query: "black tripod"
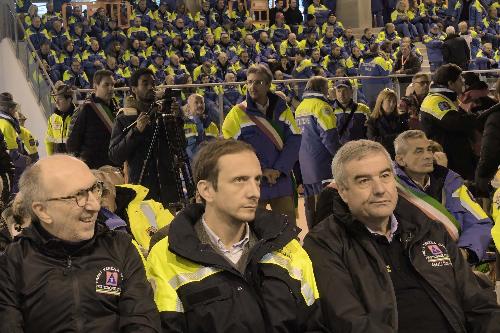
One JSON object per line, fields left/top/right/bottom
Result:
{"left": 137, "top": 104, "right": 195, "bottom": 210}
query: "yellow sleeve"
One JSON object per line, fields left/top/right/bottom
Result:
{"left": 0, "top": 120, "right": 19, "bottom": 150}
{"left": 222, "top": 107, "right": 242, "bottom": 139}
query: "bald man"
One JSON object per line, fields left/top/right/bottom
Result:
{"left": 0, "top": 155, "right": 160, "bottom": 333}
{"left": 184, "top": 94, "right": 219, "bottom": 161}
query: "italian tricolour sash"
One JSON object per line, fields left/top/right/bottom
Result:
{"left": 396, "top": 179, "right": 461, "bottom": 241}
{"left": 237, "top": 101, "right": 284, "bottom": 151}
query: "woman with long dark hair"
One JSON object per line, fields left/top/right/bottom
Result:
{"left": 366, "top": 88, "right": 409, "bottom": 158}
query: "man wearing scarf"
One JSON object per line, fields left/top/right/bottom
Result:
{"left": 223, "top": 64, "right": 301, "bottom": 224}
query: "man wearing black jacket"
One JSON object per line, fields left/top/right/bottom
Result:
{"left": 67, "top": 69, "right": 119, "bottom": 169}
{"left": 304, "top": 140, "right": 500, "bottom": 333}
{"left": 0, "top": 154, "right": 160, "bottom": 333}
{"left": 109, "top": 68, "right": 183, "bottom": 209}
{"left": 442, "top": 26, "right": 470, "bottom": 71}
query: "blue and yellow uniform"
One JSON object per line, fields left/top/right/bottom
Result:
{"left": 184, "top": 115, "right": 219, "bottom": 161}
{"left": 295, "top": 91, "right": 340, "bottom": 188}
{"left": 331, "top": 99, "right": 370, "bottom": 144}
{"left": 223, "top": 93, "right": 301, "bottom": 201}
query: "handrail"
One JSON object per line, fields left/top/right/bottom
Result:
{"left": 12, "top": 11, "right": 56, "bottom": 92}
{"left": 74, "top": 68, "right": 500, "bottom": 93}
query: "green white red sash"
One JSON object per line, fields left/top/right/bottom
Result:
{"left": 237, "top": 102, "right": 284, "bottom": 151}
{"left": 396, "top": 179, "right": 461, "bottom": 241}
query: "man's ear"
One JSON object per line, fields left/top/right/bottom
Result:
{"left": 31, "top": 202, "right": 53, "bottom": 225}
{"left": 197, "top": 180, "right": 214, "bottom": 203}
{"left": 337, "top": 184, "right": 349, "bottom": 204}
{"left": 395, "top": 154, "right": 406, "bottom": 167}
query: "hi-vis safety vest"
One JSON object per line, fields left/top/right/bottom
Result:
{"left": 420, "top": 93, "right": 458, "bottom": 120}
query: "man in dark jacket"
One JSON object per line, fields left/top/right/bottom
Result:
{"left": 393, "top": 44, "right": 421, "bottom": 84}
{"left": 147, "top": 139, "right": 325, "bottom": 333}
{"left": 67, "top": 69, "right": 118, "bottom": 169}
{"left": 420, "top": 64, "right": 477, "bottom": 180}
{"left": 109, "top": 68, "right": 183, "bottom": 209}
{"left": 476, "top": 80, "right": 500, "bottom": 196}
{"left": 304, "top": 139, "right": 500, "bottom": 333}
{"left": 0, "top": 154, "right": 160, "bottom": 332}
{"left": 442, "top": 26, "right": 471, "bottom": 71}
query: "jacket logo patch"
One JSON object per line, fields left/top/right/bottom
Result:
{"left": 96, "top": 266, "right": 123, "bottom": 296}
{"left": 438, "top": 101, "right": 450, "bottom": 111}
{"left": 421, "top": 241, "right": 452, "bottom": 267}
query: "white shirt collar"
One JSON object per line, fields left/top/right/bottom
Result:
{"left": 366, "top": 214, "right": 399, "bottom": 242}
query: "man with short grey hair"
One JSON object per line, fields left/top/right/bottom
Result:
{"left": 0, "top": 154, "right": 160, "bottom": 332}
{"left": 394, "top": 129, "right": 493, "bottom": 264}
{"left": 304, "top": 139, "right": 500, "bottom": 332}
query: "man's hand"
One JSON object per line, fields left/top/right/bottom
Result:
{"left": 136, "top": 112, "right": 151, "bottom": 133}
{"left": 433, "top": 152, "right": 448, "bottom": 167}
{"left": 263, "top": 168, "right": 280, "bottom": 185}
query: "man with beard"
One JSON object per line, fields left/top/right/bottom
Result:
{"left": 109, "top": 68, "right": 183, "bottom": 209}
{"left": 67, "top": 69, "right": 117, "bottom": 168}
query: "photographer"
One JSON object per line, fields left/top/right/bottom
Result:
{"left": 109, "top": 68, "right": 184, "bottom": 209}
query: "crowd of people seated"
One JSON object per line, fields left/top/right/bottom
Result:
{"left": 16, "top": 0, "right": 499, "bottom": 116}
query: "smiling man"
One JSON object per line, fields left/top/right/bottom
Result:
{"left": 0, "top": 154, "right": 160, "bottom": 333}
{"left": 147, "top": 139, "right": 325, "bottom": 333}
{"left": 304, "top": 139, "right": 500, "bottom": 333}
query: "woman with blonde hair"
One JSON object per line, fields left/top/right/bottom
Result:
{"left": 367, "top": 88, "right": 409, "bottom": 158}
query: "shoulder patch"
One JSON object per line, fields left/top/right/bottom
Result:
{"left": 438, "top": 101, "right": 451, "bottom": 111}
{"left": 321, "top": 107, "right": 332, "bottom": 116}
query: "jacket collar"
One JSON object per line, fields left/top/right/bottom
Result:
{"left": 168, "top": 203, "right": 299, "bottom": 268}
{"left": 20, "top": 219, "right": 107, "bottom": 257}
{"left": 429, "top": 84, "right": 458, "bottom": 101}
{"left": 328, "top": 187, "right": 431, "bottom": 244}
{"left": 302, "top": 91, "right": 329, "bottom": 103}
{"left": 244, "top": 91, "right": 285, "bottom": 118}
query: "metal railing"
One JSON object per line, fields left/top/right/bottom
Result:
{"left": 73, "top": 68, "right": 499, "bottom": 130}
{"left": 0, "top": 0, "right": 55, "bottom": 119}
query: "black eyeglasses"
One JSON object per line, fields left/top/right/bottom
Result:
{"left": 45, "top": 181, "right": 104, "bottom": 207}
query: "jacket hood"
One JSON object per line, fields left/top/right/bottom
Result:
{"left": 120, "top": 95, "right": 152, "bottom": 115}
{"left": 114, "top": 184, "right": 147, "bottom": 220}
{"left": 167, "top": 203, "right": 299, "bottom": 264}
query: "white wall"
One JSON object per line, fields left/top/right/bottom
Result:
{"left": 0, "top": 38, "right": 48, "bottom": 157}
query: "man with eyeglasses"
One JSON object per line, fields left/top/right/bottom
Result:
{"left": 223, "top": 64, "right": 301, "bottom": 224}
{"left": 400, "top": 73, "right": 430, "bottom": 129}
{"left": 0, "top": 155, "right": 161, "bottom": 333}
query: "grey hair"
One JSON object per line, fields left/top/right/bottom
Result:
{"left": 445, "top": 26, "right": 455, "bottom": 34}
{"left": 332, "top": 140, "right": 392, "bottom": 188}
{"left": 17, "top": 163, "right": 45, "bottom": 219}
{"left": 247, "top": 64, "right": 273, "bottom": 84}
{"left": 394, "top": 130, "right": 428, "bottom": 155}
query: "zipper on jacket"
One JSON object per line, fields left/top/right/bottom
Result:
{"left": 64, "top": 255, "right": 84, "bottom": 333}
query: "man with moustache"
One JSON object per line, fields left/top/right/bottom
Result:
{"left": 0, "top": 155, "right": 160, "bottom": 332}
{"left": 109, "top": 68, "right": 182, "bottom": 208}
{"left": 147, "top": 139, "right": 325, "bottom": 332}
{"left": 304, "top": 140, "right": 500, "bottom": 333}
